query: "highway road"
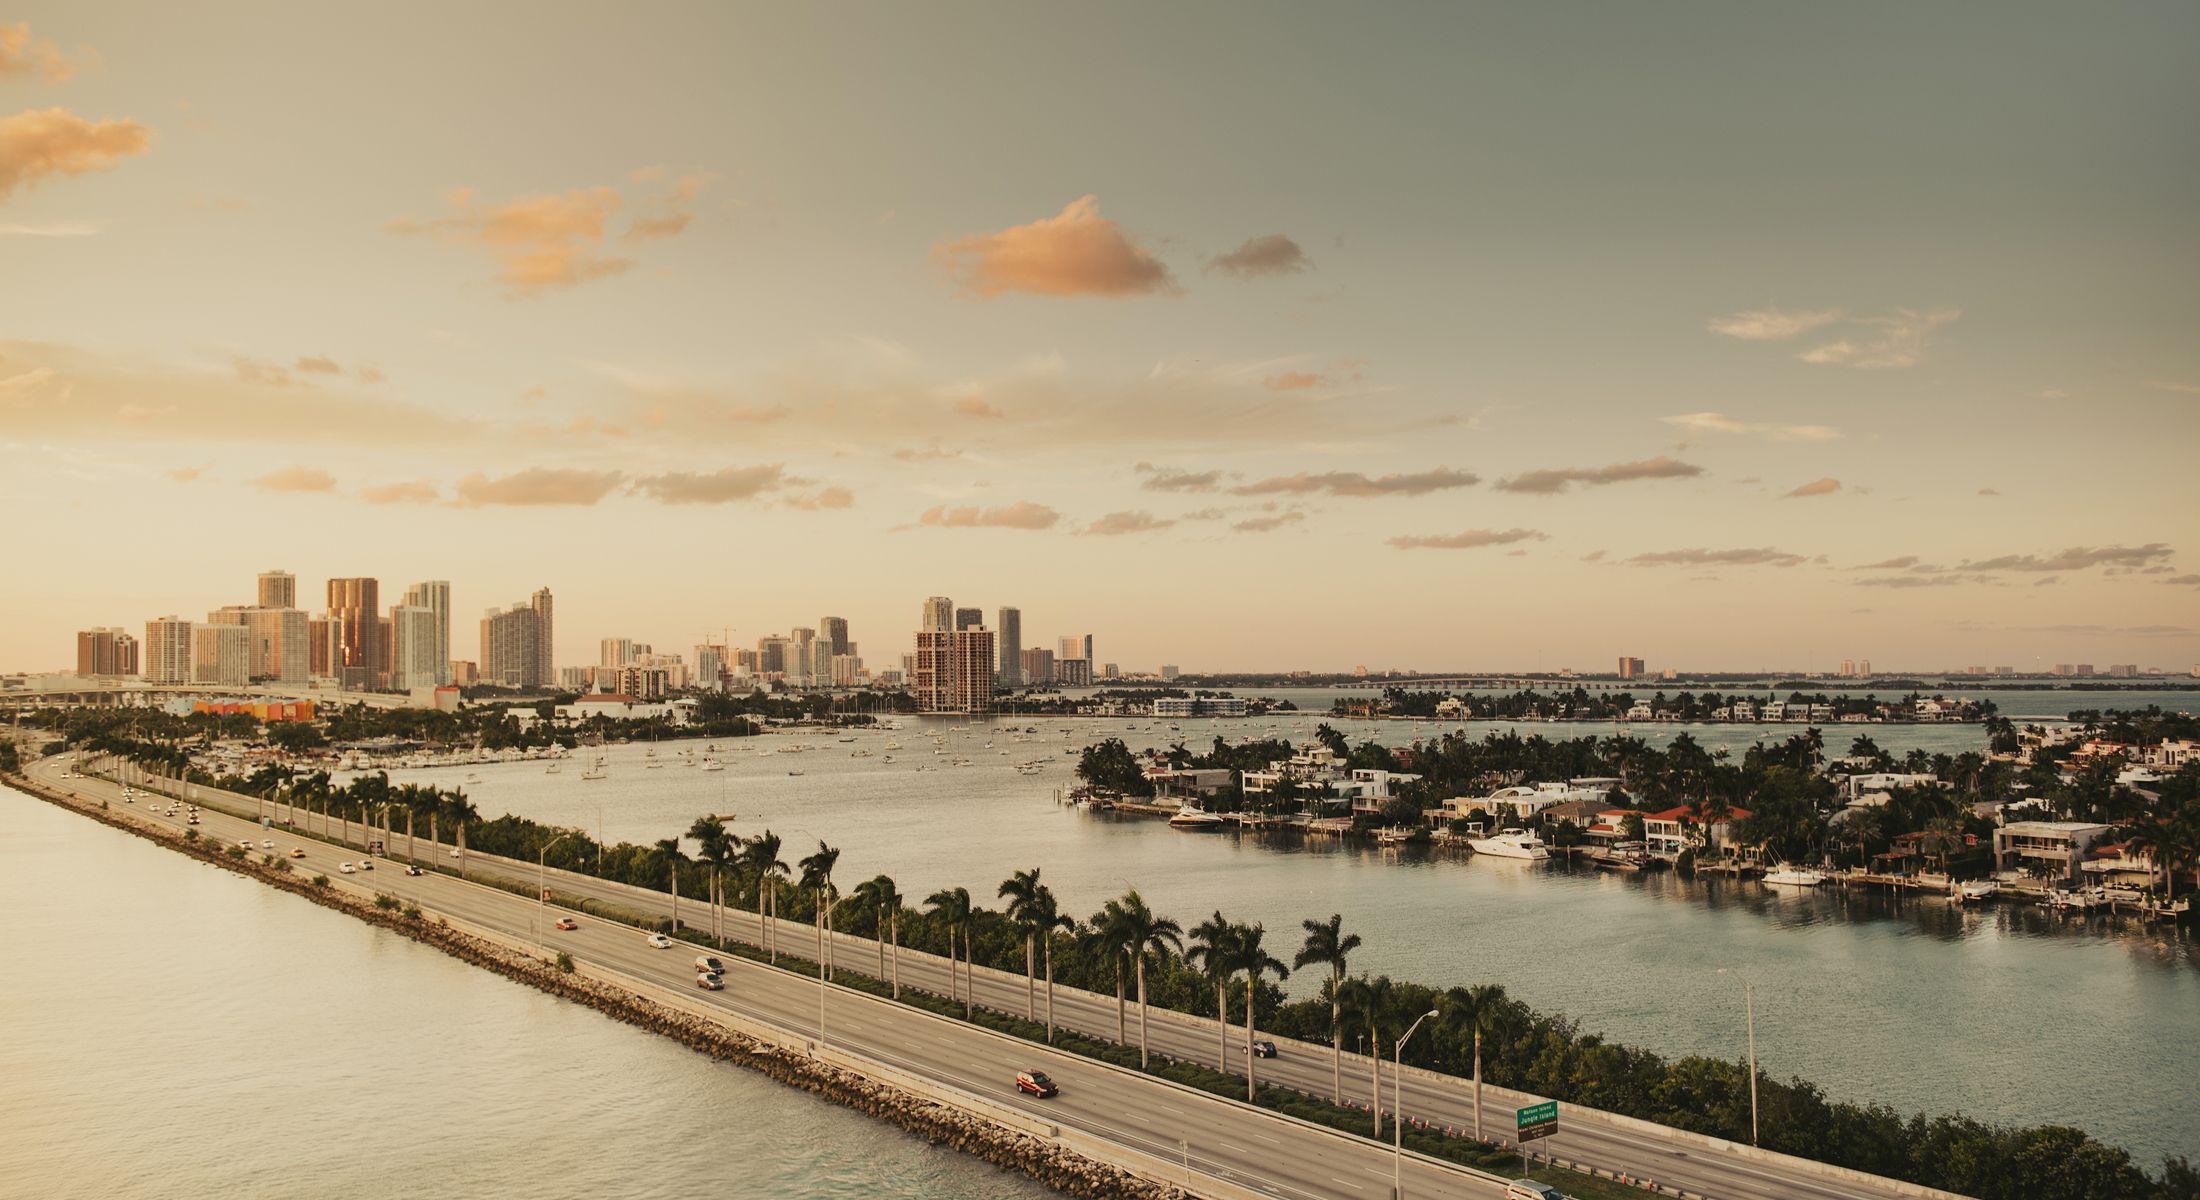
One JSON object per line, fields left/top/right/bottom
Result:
{"left": 24, "top": 754, "right": 1964, "bottom": 1200}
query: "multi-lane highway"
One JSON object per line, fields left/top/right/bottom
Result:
{"left": 23, "top": 754, "right": 1964, "bottom": 1200}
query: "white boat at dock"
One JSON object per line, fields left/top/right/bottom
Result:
{"left": 1955, "top": 881, "right": 1999, "bottom": 904}
{"left": 1167, "top": 804, "right": 1226, "bottom": 831}
{"left": 1763, "top": 865, "right": 1828, "bottom": 887}
{"left": 1467, "top": 828, "right": 1550, "bottom": 860}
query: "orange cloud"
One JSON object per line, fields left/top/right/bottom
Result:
{"left": 1263, "top": 371, "right": 1326, "bottom": 392}
{"left": 934, "top": 195, "right": 1176, "bottom": 299}
{"left": 0, "top": 23, "right": 81, "bottom": 83}
{"left": 1082, "top": 510, "right": 1174, "bottom": 536}
{"left": 784, "top": 486, "right": 854, "bottom": 510}
{"left": 915, "top": 501, "right": 1060, "bottom": 530}
{"left": 1784, "top": 476, "right": 1842, "bottom": 498}
{"left": 389, "top": 186, "right": 631, "bottom": 297}
{"left": 167, "top": 466, "right": 203, "bottom": 483}
{"left": 250, "top": 465, "right": 336, "bottom": 493}
{"left": 361, "top": 480, "right": 438, "bottom": 504}
{"left": 454, "top": 467, "right": 624, "bottom": 506}
{"left": 629, "top": 464, "right": 788, "bottom": 504}
{"left": 0, "top": 108, "right": 151, "bottom": 202}
{"left": 955, "top": 395, "right": 1002, "bottom": 418}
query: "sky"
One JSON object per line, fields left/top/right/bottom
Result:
{"left": 4, "top": 2, "right": 2197, "bottom": 675}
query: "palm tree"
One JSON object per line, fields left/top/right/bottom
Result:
{"left": 1187, "top": 911, "right": 1239, "bottom": 1067}
{"left": 1295, "top": 913, "right": 1361, "bottom": 1103}
{"left": 1443, "top": 983, "right": 1506, "bottom": 1142}
{"left": 745, "top": 830, "right": 789, "bottom": 961}
{"left": 445, "top": 791, "right": 478, "bottom": 878}
{"left": 655, "top": 836, "right": 687, "bottom": 934}
{"left": 925, "top": 886, "right": 975, "bottom": 1018}
{"left": 1034, "top": 889, "right": 1072, "bottom": 1042}
{"left": 998, "top": 868, "right": 1048, "bottom": 1022}
{"left": 852, "top": 874, "right": 904, "bottom": 996}
{"left": 1113, "top": 890, "right": 1182, "bottom": 1070}
{"left": 1338, "top": 974, "right": 1391, "bottom": 1136}
{"left": 688, "top": 816, "right": 730, "bottom": 942}
{"left": 1230, "top": 922, "right": 1289, "bottom": 1102}
{"left": 1083, "top": 900, "right": 1137, "bottom": 1045}
{"left": 798, "top": 841, "right": 842, "bottom": 979}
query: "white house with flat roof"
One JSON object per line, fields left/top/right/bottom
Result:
{"left": 1992, "top": 820, "right": 2112, "bottom": 881}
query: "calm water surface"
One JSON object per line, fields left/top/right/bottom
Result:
{"left": 366, "top": 710, "right": 2200, "bottom": 1170}
{"left": 0, "top": 787, "right": 1051, "bottom": 1200}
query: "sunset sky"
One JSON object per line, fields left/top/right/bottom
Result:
{"left": 4, "top": 3, "right": 2197, "bottom": 674}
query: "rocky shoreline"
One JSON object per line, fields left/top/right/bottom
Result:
{"left": 3, "top": 770, "right": 1175, "bottom": 1200}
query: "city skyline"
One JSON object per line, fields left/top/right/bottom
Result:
{"left": 4, "top": 5, "right": 2197, "bottom": 673}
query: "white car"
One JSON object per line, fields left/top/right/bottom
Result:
{"left": 646, "top": 933, "right": 673, "bottom": 949}
{"left": 238, "top": 839, "right": 254, "bottom": 850}
{"left": 261, "top": 839, "right": 274, "bottom": 849}
{"left": 339, "top": 862, "right": 357, "bottom": 874}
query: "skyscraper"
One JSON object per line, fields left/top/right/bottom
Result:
{"left": 954, "top": 607, "right": 982, "bottom": 631}
{"left": 821, "top": 616, "right": 851, "bottom": 658}
{"left": 920, "top": 596, "right": 953, "bottom": 633}
{"left": 144, "top": 617, "right": 193, "bottom": 684}
{"left": 950, "top": 625, "right": 995, "bottom": 713}
{"left": 913, "top": 597, "right": 955, "bottom": 711}
{"left": 1057, "top": 634, "right": 1094, "bottom": 662}
{"left": 209, "top": 605, "right": 309, "bottom": 684}
{"left": 996, "top": 606, "right": 1021, "bottom": 686}
{"left": 390, "top": 605, "right": 440, "bottom": 691}
{"left": 481, "top": 599, "right": 550, "bottom": 688}
{"left": 1618, "top": 656, "right": 1645, "bottom": 680}
{"left": 76, "top": 627, "right": 138, "bottom": 677}
{"left": 402, "top": 580, "right": 452, "bottom": 685}
{"left": 601, "top": 638, "right": 636, "bottom": 668}
{"left": 257, "top": 569, "right": 296, "bottom": 610}
{"left": 1019, "top": 646, "right": 1055, "bottom": 685}
{"left": 530, "top": 587, "right": 554, "bottom": 683}
{"left": 191, "top": 622, "right": 250, "bottom": 686}
{"left": 327, "top": 577, "right": 381, "bottom": 688}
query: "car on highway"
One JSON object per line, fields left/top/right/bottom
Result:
{"left": 238, "top": 839, "right": 254, "bottom": 849}
{"left": 404, "top": 865, "right": 424, "bottom": 876}
{"left": 1015, "top": 1071, "right": 1059, "bottom": 1098}
{"left": 695, "top": 972, "right": 724, "bottom": 991}
{"left": 647, "top": 933, "right": 673, "bottom": 948}
{"left": 186, "top": 816, "right": 199, "bottom": 825}
{"left": 553, "top": 918, "right": 578, "bottom": 931}
{"left": 290, "top": 848, "right": 307, "bottom": 858}
{"left": 1504, "top": 1182, "right": 1562, "bottom": 1200}
{"left": 1251, "top": 1040, "right": 1278, "bottom": 1059}
{"left": 339, "top": 862, "right": 357, "bottom": 874}
{"left": 261, "top": 839, "right": 274, "bottom": 848}
{"left": 694, "top": 955, "right": 723, "bottom": 974}
{"left": 447, "top": 848, "right": 462, "bottom": 858}
{"left": 358, "top": 860, "right": 373, "bottom": 870}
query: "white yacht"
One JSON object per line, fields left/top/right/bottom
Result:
{"left": 1467, "top": 828, "right": 1550, "bottom": 860}
{"left": 700, "top": 759, "right": 724, "bottom": 772}
{"left": 1167, "top": 804, "right": 1226, "bottom": 831}
{"left": 1762, "top": 865, "right": 1827, "bottom": 887}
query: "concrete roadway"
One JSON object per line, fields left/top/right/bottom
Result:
{"left": 30, "top": 755, "right": 1962, "bottom": 1200}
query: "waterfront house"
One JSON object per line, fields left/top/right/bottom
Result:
{"left": 1992, "top": 820, "right": 2113, "bottom": 882}
{"left": 1584, "top": 808, "right": 1638, "bottom": 842}
{"left": 1146, "top": 767, "right": 1236, "bottom": 802}
{"left": 2081, "top": 843, "right": 2160, "bottom": 889}
{"left": 1643, "top": 803, "right": 1752, "bottom": 857}
{"left": 1841, "top": 772, "right": 1939, "bottom": 810}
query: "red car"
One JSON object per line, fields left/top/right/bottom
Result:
{"left": 1015, "top": 1071, "right": 1058, "bottom": 1098}
{"left": 553, "top": 918, "right": 578, "bottom": 931}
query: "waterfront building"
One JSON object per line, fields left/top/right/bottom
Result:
{"left": 996, "top": 606, "right": 1021, "bottom": 686}
{"left": 1152, "top": 696, "right": 1248, "bottom": 718}
{"left": 143, "top": 617, "right": 194, "bottom": 684}
{"left": 191, "top": 622, "right": 250, "bottom": 687}
{"left": 1643, "top": 803, "right": 1752, "bottom": 857}
{"left": 208, "top": 605, "right": 309, "bottom": 685}
{"left": 1159, "top": 664, "right": 1179, "bottom": 681}
{"left": 399, "top": 581, "right": 452, "bottom": 685}
{"left": 1618, "top": 656, "right": 1645, "bottom": 680}
{"left": 1020, "top": 646, "right": 1055, "bottom": 684}
{"left": 480, "top": 590, "right": 554, "bottom": 688}
{"left": 1055, "top": 657, "right": 1093, "bottom": 687}
{"left": 1058, "top": 634, "right": 1094, "bottom": 663}
{"left": 693, "top": 643, "right": 727, "bottom": 691}
{"left": 617, "top": 665, "right": 670, "bottom": 699}
{"left": 75, "top": 627, "right": 139, "bottom": 678}
{"left": 1993, "top": 821, "right": 2113, "bottom": 882}
{"left": 448, "top": 659, "right": 478, "bottom": 685}
{"left": 831, "top": 653, "right": 862, "bottom": 687}
{"left": 949, "top": 626, "right": 995, "bottom": 713}
{"left": 326, "top": 577, "right": 381, "bottom": 689}
{"left": 257, "top": 569, "right": 296, "bottom": 610}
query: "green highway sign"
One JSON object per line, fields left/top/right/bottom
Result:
{"left": 1516, "top": 1100, "right": 1558, "bottom": 1142}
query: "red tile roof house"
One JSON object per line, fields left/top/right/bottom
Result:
{"left": 1643, "top": 803, "right": 1752, "bottom": 858}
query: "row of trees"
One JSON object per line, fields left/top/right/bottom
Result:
{"left": 1360, "top": 686, "right": 1998, "bottom": 724}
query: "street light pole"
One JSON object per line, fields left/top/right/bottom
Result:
{"left": 1393, "top": 1008, "right": 1439, "bottom": 1200}
{"left": 1720, "top": 968, "right": 1759, "bottom": 1145}
{"left": 538, "top": 832, "right": 572, "bottom": 949}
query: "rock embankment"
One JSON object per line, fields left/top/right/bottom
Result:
{"left": 6, "top": 771, "right": 1178, "bottom": 1200}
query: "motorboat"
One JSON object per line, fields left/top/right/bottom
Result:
{"left": 1762, "top": 865, "right": 1828, "bottom": 887}
{"left": 1955, "top": 881, "right": 1999, "bottom": 904}
{"left": 1168, "top": 804, "right": 1226, "bottom": 831}
{"left": 700, "top": 759, "right": 724, "bottom": 772}
{"left": 1466, "top": 828, "right": 1550, "bottom": 860}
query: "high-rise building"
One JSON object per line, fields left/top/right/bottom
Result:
{"left": 757, "top": 635, "right": 793, "bottom": 675}
{"left": 790, "top": 627, "right": 817, "bottom": 686}
{"left": 1102, "top": 662, "right": 1120, "bottom": 680}
{"left": 1857, "top": 659, "right": 1871, "bottom": 678}
{"left": 390, "top": 604, "right": 441, "bottom": 691}
{"left": 950, "top": 626, "right": 995, "bottom": 713}
{"left": 326, "top": 577, "right": 381, "bottom": 689}
{"left": 954, "top": 608, "right": 982, "bottom": 631}
{"left": 191, "top": 622, "right": 250, "bottom": 687}
{"left": 402, "top": 581, "right": 452, "bottom": 685}
{"left": 831, "top": 654, "right": 862, "bottom": 687}
{"left": 530, "top": 587, "right": 555, "bottom": 683}
{"left": 1839, "top": 659, "right": 1855, "bottom": 677}
{"left": 1057, "top": 634, "right": 1094, "bottom": 663}
{"left": 920, "top": 596, "right": 953, "bottom": 633}
{"left": 480, "top": 594, "right": 553, "bottom": 688}
{"left": 1618, "top": 656, "right": 1645, "bottom": 680}
{"left": 76, "top": 628, "right": 139, "bottom": 677}
{"left": 1054, "top": 656, "right": 1093, "bottom": 687}
{"left": 144, "top": 617, "right": 194, "bottom": 684}
{"left": 693, "top": 644, "right": 727, "bottom": 691}
{"left": 1020, "top": 646, "right": 1056, "bottom": 684}
{"left": 1159, "top": 664, "right": 1180, "bottom": 681}
{"left": 601, "top": 638, "right": 637, "bottom": 668}
{"left": 821, "top": 616, "right": 851, "bottom": 658}
{"left": 307, "top": 616, "right": 340, "bottom": 680}
{"left": 257, "top": 569, "right": 296, "bottom": 610}
{"left": 996, "top": 606, "right": 1022, "bottom": 686}
{"left": 913, "top": 597, "right": 956, "bottom": 711}
{"left": 209, "top": 605, "right": 309, "bottom": 684}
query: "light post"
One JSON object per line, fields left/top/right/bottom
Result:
{"left": 1719, "top": 968, "right": 1759, "bottom": 1145}
{"left": 1392, "top": 1008, "right": 1439, "bottom": 1200}
{"left": 538, "top": 832, "right": 573, "bottom": 948}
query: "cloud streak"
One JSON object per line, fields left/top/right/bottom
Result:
{"left": 1388, "top": 528, "right": 1547, "bottom": 551}
{"left": 933, "top": 196, "right": 1176, "bottom": 299}
{"left": 1206, "top": 234, "right": 1310, "bottom": 279}
{"left": 1082, "top": 510, "right": 1175, "bottom": 536}
{"left": 1705, "top": 308, "right": 1843, "bottom": 341}
{"left": 1496, "top": 456, "right": 1703, "bottom": 495}
{"left": 0, "top": 23, "right": 81, "bottom": 83}
{"left": 454, "top": 467, "right": 625, "bottom": 507}
{"left": 1784, "top": 476, "right": 1841, "bottom": 498}
{"left": 388, "top": 175, "right": 701, "bottom": 298}
{"left": 250, "top": 465, "right": 336, "bottom": 494}
{"left": 1663, "top": 411, "right": 1839, "bottom": 442}
{"left": 629, "top": 464, "right": 789, "bottom": 505}
{"left": 0, "top": 107, "right": 151, "bottom": 202}
{"left": 1628, "top": 546, "right": 1807, "bottom": 568}
{"left": 915, "top": 500, "right": 1061, "bottom": 530}
{"left": 1232, "top": 467, "right": 1479, "bottom": 498}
